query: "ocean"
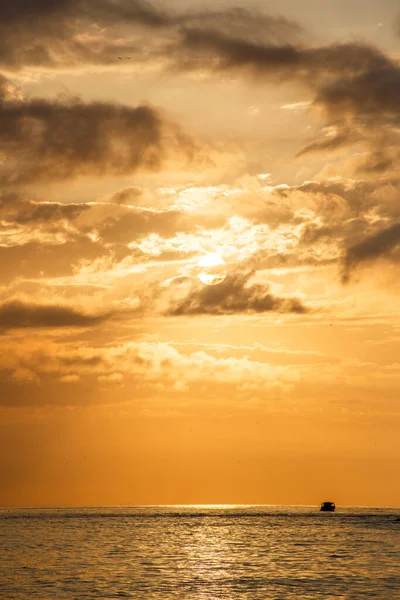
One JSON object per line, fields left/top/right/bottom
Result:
{"left": 0, "top": 505, "right": 399, "bottom": 599}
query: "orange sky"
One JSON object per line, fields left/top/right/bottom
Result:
{"left": 0, "top": 0, "right": 399, "bottom": 507}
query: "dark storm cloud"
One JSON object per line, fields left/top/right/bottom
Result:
{"left": 0, "top": 87, "right": 199, "bottom": 183}
{"left": 341, "top": 223, "right": 400, "bottom": 283}
{"left": 0, "top": 299, "right": 110, "bottom": 329}
{"left": 166, "top": 272, "right": 307, "bottom": 316}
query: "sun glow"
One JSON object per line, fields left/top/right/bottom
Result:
{"left": 197, "top": 253, "right": 227, "bottom": 286}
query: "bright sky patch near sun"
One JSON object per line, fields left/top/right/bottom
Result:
{"left": 197, "top": 253, "right": 227, "bottom": 286}
{"left": 0, "top": 0, "right": 399, "bottom": 508}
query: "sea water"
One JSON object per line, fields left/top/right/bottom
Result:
{"left": 0, "top": 505, "right": 399, "bottom": 599}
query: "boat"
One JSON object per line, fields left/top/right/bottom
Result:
{"left": 320, "top": 501, "right": 335, "bottom": 512}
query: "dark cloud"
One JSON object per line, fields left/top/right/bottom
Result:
{"left": 0, "top": 0, "right": 75, "bottom": 24}
{"left": 0, "top": 86, "right": 200, "bottom": 183}
{"left": 314, "top": 62, "right": 400, "bottom": 119}
{"left": 341, "top": 223, "right": 400, "bottom": 283}
{"left": 0, "top": 0, "right": 171, "bottom": 69}
{"left": 110, "top": 187, "right": 147, "bottom": 205}
{"left": 0, "top": 299, "right": 110, "bottom": 329}
{"left": 1, "top": 2, "right": 399, "bottom": 292}
{"left": 0, "top": 0, "right": 389, "bottom": 101}
{"left": 2, "top": 0, "right": 399, "bottom": 167}
{"left": 1, "top": 0, "right": 398, "bottom": 129}
{"left": 78, "top": 0, "right": 171, "bottom": 28}
{"left": 0, "top": 0, "right": 299, "bottom": 35}
{"left": 0, "top": 193, "right": 90, "bottom": 224}
{"left": 276, "top": 179, "right": 400, "bottom": 222}
{"left": 178, "top": 9, "right": 302, "bottom": 45}
{"left": 166, "top": 271, "right": 307, "bottom": 316}
{"left": 355, "top": 152, "right": 395, "bottom": 175}
{"left": 254, "top": 179, "right": 400, "bottom": 276}
{"left": 171, "top": 27, "right": 391, "bottom": 84}
{"left": 296, "top": 126, "right": 363, "bottom": 157}
{"left": 169, "top": 28, "right": 400, "bottom": 159}
{"left": 0, "top": 0, "right": 301, "bottom": 69}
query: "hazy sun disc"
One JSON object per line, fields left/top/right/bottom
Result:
{"left": 197, "top": 253, "right": 227, "bottom": 286}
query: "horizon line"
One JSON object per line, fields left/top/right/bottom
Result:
{"left": 1, "top": 503, "right": 400, "bottom": 510}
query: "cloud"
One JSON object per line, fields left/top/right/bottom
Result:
{"left": 0, "top": 0, "right": 388, "bottom": 96}
{"left": 395, "top": 14, "right": 400, "bottom": 37}
{"left": 2, "top": 1, "right": 399, "bottom": 171}
{"left": 0, "top": 193, "right": 90, "bottom": 225}
{"left": 0, "top": 0, "right": 170, "bottom": 30}
{"left": 60, "top": 374, "right": 80, "bottom": 383}
{"left": 0, "top": 338, "right": 301, "bottom": 405}
{"left": 2, "top": 336, "right": 397, "bottom": 413}
{"left": 168, "top": 27, "right": 400, "bottom": 160}
{"left": 2, "top": 2, "right": 398, "bottom": 132}
{"left": 264, "top": 179, "right": 400, "bottom": 278}
{"left": 110, "top": 187, "right": 149, "bottom": 206}
{"left": 0, "top": 190, "right": 100, "bottom": 253}
{"left": 0, "top": 299, "right": 110, "bottom": 329}
{"left": 314, "top": 61, "right": 400, "bottom": 120}
{"left": 98, "top": 207, "right": 194, "bottom": 245}
{"left": 355, "top": 152, "right": 395, "bottom": 175}
{"left": 166, "top": 271, "right": 307, "bottom": 316}
{"left": 0, "top": 239, "right": 107, "bottom": 289}
{"left": 0, "top": 1, "right": 301, "bottom": 70}
{"left": 296, "top": 126, "right": 363, "bottom": 157}
{"left": 342, "top": 223, "right": 400, "bottom": 283}
{"left": 172, "top": 27, "right": 391, "bottom": 83}
{"left": 96, "top": 204, "right": 226, "bottom": 247}
{"left": 0, "top": 80, "right": 201, "bottom": 184}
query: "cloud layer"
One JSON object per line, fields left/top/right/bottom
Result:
{"left": 0, "top": 77, "right": 200, "bottom": 184}
{"left": 0, "top": 1, "right": 398, "bottom": 391}
{"left": 167, "top": 271, "right": 307, "bottom": 316}
{"left": 0, "top": 299, "right": 110, "bottom": 329}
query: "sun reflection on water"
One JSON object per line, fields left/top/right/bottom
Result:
{"left": 1, "top": 506, "right": 399, "bottom": 599}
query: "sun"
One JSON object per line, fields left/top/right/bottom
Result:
{"left": 197, "top": 253, "right": 227, "bottom": 286}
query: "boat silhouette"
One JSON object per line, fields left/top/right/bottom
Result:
{"left": 320, "top": 501, "right": 335, "bottom": 512}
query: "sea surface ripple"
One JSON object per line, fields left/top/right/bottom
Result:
{"left": 0, "top": 505, "right": 399, "bottom": 599}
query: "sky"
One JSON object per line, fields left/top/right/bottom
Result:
{"left": 0, "top": 0, "right": 399, "bottom": 507}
